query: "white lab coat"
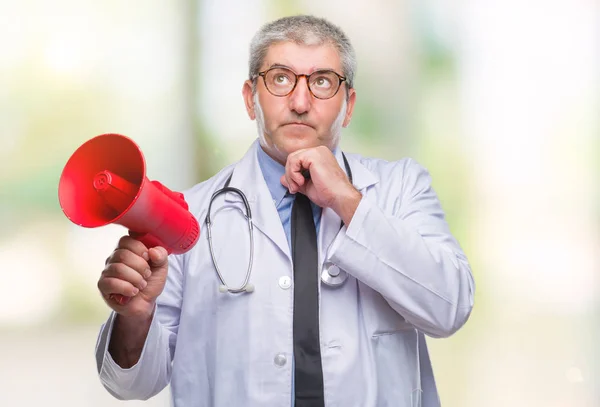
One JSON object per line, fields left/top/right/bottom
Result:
{"left": 95, "top": 140, "right": 475, "bottom": 407}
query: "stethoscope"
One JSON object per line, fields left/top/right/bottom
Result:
{"left": 205, "top": 153, "right": 353, "bottom": 294}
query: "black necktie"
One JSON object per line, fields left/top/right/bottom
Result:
{"left": 291, "top": 193, "right": 325, "bottom": 407}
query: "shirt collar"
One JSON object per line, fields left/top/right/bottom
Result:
{"left": 256, "top": 145, "right": 288, "bottom": 207}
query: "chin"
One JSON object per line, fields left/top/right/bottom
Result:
{"left": 267, "top": 128, "right": 330, "bottom": 160}
{"left": 280, "top": 127, "right": 318, "bottom": 145}
{"left": 280, "top": 138, "right": 319, "bottom": 154}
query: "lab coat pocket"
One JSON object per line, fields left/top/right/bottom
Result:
{"left": 371, "top": 329, "right": 421, "bottom": 407}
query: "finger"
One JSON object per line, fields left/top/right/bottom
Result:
{"left": 280, "top": 174, "right": 289, "bottom": 189}
{"left": 107, "top": 249, "right": 151, "bottom": 279}
{"left": 117, "top": 235, "right": 150, "bottom": 261}
{"left": 294, "top": 180, "right": 308, "bottom": 195}
{"left": 283, "top": 160, "right": 306, "bottom": 192}
{"left": 288, "top": 155, "right": 310, "bottom": 186}
{"left": 103, "top": 262, "right": 148, "bottom": 291}
{"left": 291, "top": 168, "right": 306, "bottom": 187}
{"left": 281, "top": 169, "right": 299, "bottom": 193}
{"left": 148, "top": 246, "right": 169, "bottom": 270}
{"left": 287, "top": 173, "right": 300, "bottom": 193}
{"left": 98, "top": 276, "right": 140, "bottom": 298}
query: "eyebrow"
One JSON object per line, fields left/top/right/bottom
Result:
{"left": 267, "top": 63, "right": 336, "bottom": 73}
{"left": 268, "top": 63, "right": 292, "bottom": 70}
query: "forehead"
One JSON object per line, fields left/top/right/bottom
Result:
{"left": 262, "top": 41, "right": 342, "bottom": 73}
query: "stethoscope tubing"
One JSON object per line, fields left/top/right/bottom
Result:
{"left": 206, "top": 152, "right": 353, "bottom": 294}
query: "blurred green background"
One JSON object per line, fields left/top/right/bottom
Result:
{"left": 0, "top": 0, "right": 598, "bottom": 406}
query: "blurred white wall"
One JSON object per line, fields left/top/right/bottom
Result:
{"left": 459, "top": 1, "right": 599, "bottom": 405}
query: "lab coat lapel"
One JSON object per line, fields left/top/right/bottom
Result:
{"left": 225, "top": 141, "right": 291, "bottom": 260}
{"left": 318, "top": 150, "right": 379, "bottom": 267}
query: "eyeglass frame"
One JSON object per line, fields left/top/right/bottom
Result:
{"left": 252, "top": 66, "right": 348, "bottom": 100}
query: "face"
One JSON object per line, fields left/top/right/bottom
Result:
{"left": 243, "top": 41, "right": 356, "bottom": 164}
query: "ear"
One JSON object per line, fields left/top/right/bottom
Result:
{"left": 242, "top": 80, "right": 256, "bottom": 120}
{"left": 342, "top": 88, "right": 356, "bottom": 127}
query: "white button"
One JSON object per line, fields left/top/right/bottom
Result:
{"left": 327, "top": 265, "right": 340, "bottom": 277}
{"left": 274, "top": 353, "right": 287, "bottom": 366}
{"left": 278, "top": 276, "right": 292, "bottom": 289}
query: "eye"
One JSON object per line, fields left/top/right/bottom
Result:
{"left": 274, "top": 74, "right": 290, "bottom": 84}
{"left": 312, "top": 75, "right": 333, "bottom": 88}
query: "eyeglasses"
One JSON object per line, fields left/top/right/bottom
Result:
{"left": 255, "top": 66, "right": 347, "bottom": 100}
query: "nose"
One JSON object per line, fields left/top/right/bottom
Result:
{"left": 288, "top": 76, "right": 312, "bottom": 115}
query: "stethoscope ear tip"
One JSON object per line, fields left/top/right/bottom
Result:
{"left": 245, "top": 283, "right": 255, "bottom": 293}
{"left": 218, "top": 285, "right": 228, "bottom": 293}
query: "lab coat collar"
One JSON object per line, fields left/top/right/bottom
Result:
{"left": 224, "top": 141, "right": 290, "bottom": 259}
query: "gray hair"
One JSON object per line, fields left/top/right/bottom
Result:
{"left": 249, "top": 15, "right": 356, "bottom": 94}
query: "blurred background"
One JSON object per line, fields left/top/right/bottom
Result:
{"left": 0, "top": 0, "right": 598, "bottom": 406}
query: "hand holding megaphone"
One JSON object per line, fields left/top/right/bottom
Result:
{"left": 58, "top": 134, "right": 200, "bottom": 307}
{"left": 98, "top": 236, "right": 169, "bottom": 317}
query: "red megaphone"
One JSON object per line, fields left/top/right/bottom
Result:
{"left": 58, "top": 133, "right": 200, "bottom": 305}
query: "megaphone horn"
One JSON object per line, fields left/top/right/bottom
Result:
{"left": 58, "top": 134, "right": 200, "bottom": 304}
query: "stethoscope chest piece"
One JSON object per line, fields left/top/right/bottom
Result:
{"left": 321, "top": 262, "right": 348, "bottom": 287}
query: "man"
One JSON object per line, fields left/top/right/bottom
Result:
{"left": 95, "top": 15, "right": 474, "bottom": 407}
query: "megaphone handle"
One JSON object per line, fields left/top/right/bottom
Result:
{"left": 109, "top": 293, "right": 131, "bottom": 305}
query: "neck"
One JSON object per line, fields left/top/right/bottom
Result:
{"left": 259, "top": 144, "right": 286, "bottom": 166}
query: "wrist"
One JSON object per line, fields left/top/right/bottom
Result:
{"left": 109, "top": 305, "right": 155, "bottom": 368}
{"left": 331, "top": 185, "right": 362, "bottom": 226}
{"left": 119, "top": 301, "right": 156, "bottom": 323}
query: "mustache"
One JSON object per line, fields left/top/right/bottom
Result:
{"left": 282, "top": 116, "right": 315, "bottom": 127}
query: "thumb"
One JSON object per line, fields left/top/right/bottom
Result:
{"left": 148, "top": 246, "right": 169, "bottom": 271}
